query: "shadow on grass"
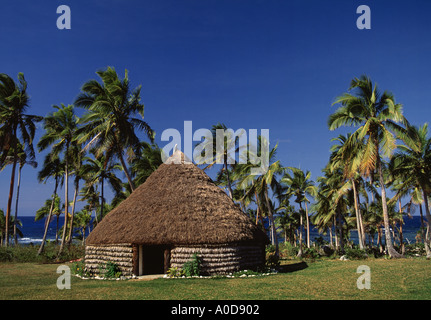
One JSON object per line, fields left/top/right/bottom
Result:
{"left": 277, "top": 261, "right": 308, "bottom": 273}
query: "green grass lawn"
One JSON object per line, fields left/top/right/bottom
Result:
{"left": 0, "top": 258, "right": 430, "bottom": 300}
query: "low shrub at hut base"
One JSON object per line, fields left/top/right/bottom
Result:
{"left": 181, "top": 253, "right": 202, "bottom": 277}
{"left": 71, "top": 260, "right": 89, "bottom": 277}
{"left": 167, "top": 267, "right": 185, "bottom": 278}
{"left": 97, "top": 261, "right": 123, "bottom": 279}
{"left": 166, "top": 252, "right": 276, "bottom": 279}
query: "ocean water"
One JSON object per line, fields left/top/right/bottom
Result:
{"left": 311, "top": 215, "right": 425, "bottom": 245}
{"left": 16, "top": 216, "right": 65, "bottom": 245}
{"left": 12, "top": 215, "right": 427, "bottom": 246}
{"left": 284, "top": 215, "right": 426, "bottom": 246}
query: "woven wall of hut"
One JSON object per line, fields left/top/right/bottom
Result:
{"left": 170, "top": 243, "right": 265, "bottom": 275}
{"left": 85, "top": 244, "right": 134, "bottom": 276}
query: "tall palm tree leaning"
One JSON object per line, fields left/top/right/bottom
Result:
{"left": 36, "top": 154, "right": 64, "bottom": 255}
{"left": 37, "top": 104, "right": 79, "bottom": 257}
{"left": 328, "top": 75, "right": 412, "bottom": 258}
{"left": 66, "top": 141, "right": 85, "bottom": 246}
{"left": 75, "top": 67, "right": 154, "bottom": 193}
{"left": 0, "top": 72, "right": 42, "bottom": 247}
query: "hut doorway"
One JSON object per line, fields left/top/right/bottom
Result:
{"left": 137, "top": 245, "right": 170, "bottom": 275}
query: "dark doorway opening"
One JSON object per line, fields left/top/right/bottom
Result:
{"left": 137, "top": 245, "right": 170, "bottom": 275}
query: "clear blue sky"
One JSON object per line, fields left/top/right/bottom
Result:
{"left": 1, "top": 0, "right": 431, "bottom": 216}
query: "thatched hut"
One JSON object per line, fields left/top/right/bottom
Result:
{"left": 84, "top": 150, "right": 269, "bottom": 276}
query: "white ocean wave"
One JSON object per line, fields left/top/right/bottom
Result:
{"left": 19, "top": 237, "right": 56, "bottom": 244}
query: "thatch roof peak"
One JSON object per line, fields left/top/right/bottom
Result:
{"left": 86, "top": 154, "right": 269, "bottom": 246}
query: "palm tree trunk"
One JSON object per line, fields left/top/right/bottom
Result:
{"left": 224, "top": 160, "right": 233, "bottom": 199}
{"left": 38, "top": 181, "right": 58, "bottom": 255}
{"left": 398, "top": 199, "right": 405, "bottom": 255}
{"left": 329, "top": 227, "right": 333, "bottom": 248}
{"left": 100, "top": 176, "right": 104, "bottom": 220}
{"left": 255, "top": 204, "right": 259, "bottom": 225}
{"left": 421, "top": 189, "right": 431, "bottom": 258}
{"left": 254, "top": 191, "right": 265, "bottom": 230}
{"left": 118, "top": 149, "right": 135, "bottom": 192}
{"left": 377, "top": 227, "right": 382, "bottom": 252}
{"left": 337, "top": 206, "right": 344, "bottom": 254}
{"left": 297, "top": 204, "right": 304, "bottom": 257}
{"left": 305, "top": 202, "right": 310, "bottom": 248}
{"left": 359, "top": 209, "right": 366, "bottom": 247}
{"left": 66, "top": 178, "right": 79, "bottom": 246}
{"left": 58, "top": 151, "right": 69, "bottom": 257}
{"left": 264, "top": 187, "right": 278, "bottom": 257}
{"left": 269, "top": 219, "right": 274, "bottom": 245}
{"left": 333, "top": 216, "right": 339, "bottom": 249}
{"left": 377, "top": 226, "right": 383, "bottom": 253}
{"left": 4, "top": 128, "right": 18, "bottom": 247}
{"left": 351, "top": 179, "right": 365, "bottom": 249}
{"left": 13, "top": 165, "right": 23, "bottom": 245}
{"left": 399, "top": 222, "right": 404, "bottom": 255}
{"left": 418, "top": 203, "right": 426, "bottom": 244}
{"left": 377, "top": 156, "right": 402, "bottom": 258}
{"left": 55, "top": 215, "right": 59, "bottom": 244}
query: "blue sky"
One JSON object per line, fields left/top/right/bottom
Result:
{"left": 1, "top": 0, "right": 431, "bottom": 216}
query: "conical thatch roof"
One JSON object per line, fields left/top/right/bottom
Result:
{"left": 86, "top": 150, "right": 269, "bottom": 246}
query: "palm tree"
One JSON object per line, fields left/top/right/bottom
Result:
{"left": 389, "top": 124, "right": 431, "bottom": 257}
{"left": 313, "top": 179, "right": 337, "bottom": 249}
{"left": 37, "top": 104, "right": 79, "bottom": 256}
{"left": 328, "top": 75, "right": 411, "bottom": 258}
{"left": 36, "top": 154, "right": 64, "bottom": 254}
{"left": 66, "top": 141, "right": 85, "bottom": 246}
{"left": 275, "top": 203, "right": 299, "bottom": 246}
{"left": 0, "top": 210, "right": 23, "bottom": 245}
{"left": 75, "top": 67, "right": 154, "bottom": 192}
{"left": 79, "top": 182, "right": 101, "bottom": 227}
{"left": 197, "top": 123, "right": 245, "bottom": 198}
{"left": 1, "top": 141, "right": 38, "bottom": 244}
{"left": 233, "top": 175, "right": 266, "bottom": 229}
{"left": 81, "top": 152, "right": 123, "bottom": 222}
{"left": 315, "top": 165, "right": 349, "bottom": 252}
{"left": 281, "top": 167, "right": 317, "bottom": 256}
{"left": 73, "top": 209, "right": 92, "bottom": 245}
{"left": 329, "top": 134, "right": 366, "bottom": 249}
{"left": 0, "top": 72, "right": 42, "bottom": 246}
{"left": 35, "top": 194, "right": 63, "bottom": 242}
{"left": 12, "top": 143, "right": 37, "bottom": 244}
{"left": 235, "top": 137, "right": 284, "bottom": 256}
{"left": 130, "top": 141, "right": 163, "bottom": 188}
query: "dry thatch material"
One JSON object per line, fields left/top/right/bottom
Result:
{"left": 170, "top": 244, "right": 265, "bottom": 274}
{"left": 85, "top": 244, "right": 134, "bottom": 276}
{"left": 86, "top": 150, "right": 268, "bottom": 247}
